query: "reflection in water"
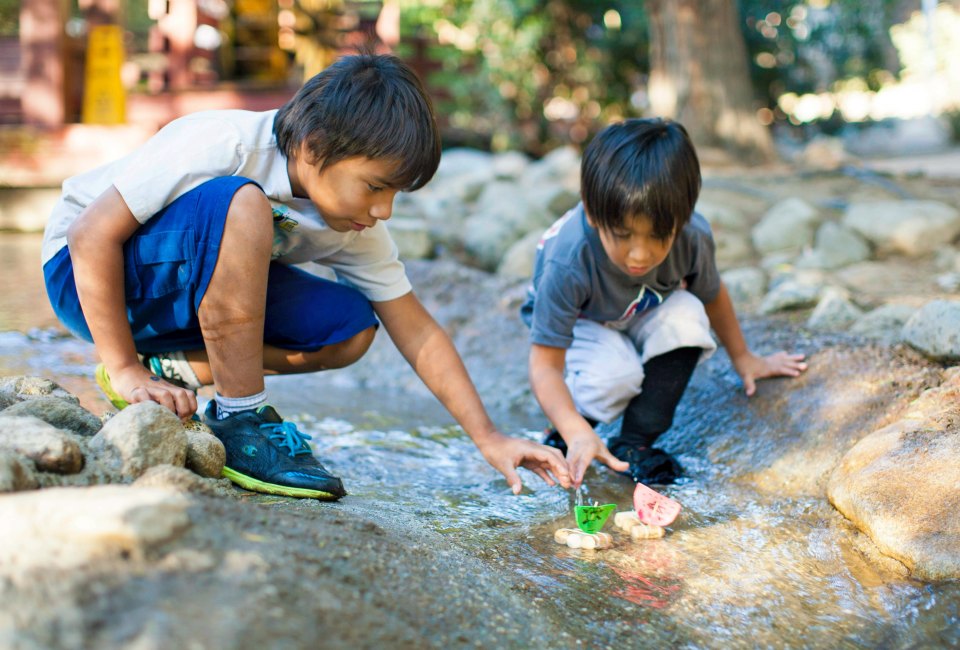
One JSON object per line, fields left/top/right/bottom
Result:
{"left": 1, "top": 232, "right": 958, "bottom": 647}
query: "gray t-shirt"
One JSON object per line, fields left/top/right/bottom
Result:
{"left": 520, "top": 204, "right": 720, "bottom": 348}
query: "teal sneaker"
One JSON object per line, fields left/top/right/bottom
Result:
{"left": 202, "top": 401, "right": 346, "bottom": 500}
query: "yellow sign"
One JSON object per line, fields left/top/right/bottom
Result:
{"left": 82, "top": 24, "right": 126, "bottom": 125}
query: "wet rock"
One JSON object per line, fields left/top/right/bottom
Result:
{"left": 807, "top": 289, "right": 863, "bottom": 331}
{"left": 796, "top": 221, "right": 871, "bottom": 270}
{"left": 828, "top": 394, "right": 960, "bottom": 580}
{"left": 183, "top": 422, "right": 226, "bottom": 479}
{"left": 843, "top": 200, "right": 960, "bottom": 256}
{"left": 89, "top": 402, "right": 188, "bottom": 479}
{"left": 0, "top": 415, "right": 84, "bottom": 474}
{"left": 850, "top": 304, "right": 917, "bottom": 345}
{"left": 751, "top": 198, "right": 820, "bottom": 255}
{"left": 0, "top": 485, "right": 192, "bottom": 570}
{"left": 2, "top": 396, "right": 102, "bottom": 436}
{"left": 133, "top": 464, "right": 221, "bottom": 495}
{"left": 0, "top": 376, "right": 79, "bottom": 409}
{"left": 0, "top": 450, "right": 39, "bottom": 492}
{"left": 902, "top": 300, "right": 960, "bottom": 361}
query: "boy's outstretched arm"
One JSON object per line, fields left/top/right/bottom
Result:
{"left": 372, "top": 293, "right": 571, "bottom": 493}
{"left": 704, "top": 281, "right": 807, "bottom": 396}
{"left": 66, "top": 186, "right": 198, "bottom": 418}
{"left": 528, "top": 344, "right": 629, "bottom": 488}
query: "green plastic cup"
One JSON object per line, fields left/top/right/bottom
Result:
{"left": 574, "top": 503, "right": 616, "bottom": 534}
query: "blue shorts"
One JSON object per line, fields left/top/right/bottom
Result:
{"left": 43, "top": 176, "right": 378, "bottom": 354}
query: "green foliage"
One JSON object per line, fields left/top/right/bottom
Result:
{"left": 0, "top": 0, "right": 19, "bottom": 36}
{"left": 398, "top": 0, "right": 648, "bottom": 154}
{"left": 739, "top": 0, "right": 901, "bottom": 103}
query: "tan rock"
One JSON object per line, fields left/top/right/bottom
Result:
{"left": 183, "top": 421, "right": 226, "bottom": 479}
{"left": 828, "top": 376, "right": 960, "bottom": 580}
{"left": 0, "top": 415, "right": 84, "bottom": 474}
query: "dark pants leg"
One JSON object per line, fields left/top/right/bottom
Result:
{"left": 615, "top": 346, "right": 701, "bottom": 449}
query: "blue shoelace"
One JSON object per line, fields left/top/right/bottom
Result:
{"left": 260, "top": 421, "right": 314, "bottom": 457}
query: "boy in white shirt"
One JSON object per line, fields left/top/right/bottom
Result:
{"left": 43, "top": 53, "right": 570, "bottom": 500}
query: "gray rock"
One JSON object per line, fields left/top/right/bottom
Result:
{"left": 2, "top": 396, "right": 101, "bottom": 436}
{"left": 843, "top": 200, "right": 960, "bottom": 257}
{"left": 713, "top": 230, "right": 755, "bottom": 268}
{"left": 828, "top": 370, "right": 960, "bottom": 580}
{"left": 721, "top": 267, "right": 767, "bottom": 307}
{"left": 0, "top": 376, "right": 79, "bottom": 409}
{"left": 751, "top": 198, "right": 820, "bottom": 255}
{"left": 0, "top": 415, "right": 84, "bottom": 474}
{"left": 850, "top": 304, "right": 918, "bottom": 345}
{"left": 386, "top": 216, "right": 433, "bottom": 260}
{"left": 695, "top": 200, "right": 750, "bottom": 232}
{"left": 0, "top": 485, "right": 192, "bottom": 570}
{"left": 183, "top": 422, "right": 226, "bottom": 479}
{"left": 521, "top": 146, "right": 580, "bottom": 188}
{"left": 902, "top": 300, "right": 960, "bottom": 361}
{"left": 0, "top": 450, "right": 38, "bottom": 492}
{"left": 497, "top": 229, "right": 542, "bottom": 279}
{"left": 89, "top": 402, "right": 189, "bottom": 479}
{"left": 524, "top": 185, "right": 580, "bottom": 218}
{"left": 806, "top": 289, "right": 863, "bottom": 331}
{"left": 463, "top": 181, "right": 549, "bottom": 270}
{"left": 759, "top": 278, "right": 823, "bottom": 314}
{"left": 795, "top": 221, "right": 871, "bottom": 270}
{"left": 491, "top": 151, "right": 530, "bottom": 179}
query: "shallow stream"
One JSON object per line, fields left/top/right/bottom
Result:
{"left": 2, "top": 233, "right": 957, "bottom": 648}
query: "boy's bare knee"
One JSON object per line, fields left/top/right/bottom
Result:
{"left": 330, "top": 326, "right": 376, "bottom": 368}
{"left": 225, "top": 184, "right": 272, "bottom": 235}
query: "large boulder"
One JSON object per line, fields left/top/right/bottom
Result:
{"left": 842, "top": 200, "right": 960, "bottom": 256}
{"left": 0, "top": 485, "right": 192, "bottom": 571}
{"left": 828, "top": 370, "right": 960, "bottom": 580}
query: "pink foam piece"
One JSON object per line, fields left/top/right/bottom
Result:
{"left": 633, "top": 481, "right": 682, "bottom": 527}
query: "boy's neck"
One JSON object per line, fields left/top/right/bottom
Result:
{"left": 287, "top": 157, "right": 307, "bottom": 198}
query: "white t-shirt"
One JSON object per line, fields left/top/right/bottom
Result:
{"left": 42, "top": 109, "right": 412, "bottom": 303}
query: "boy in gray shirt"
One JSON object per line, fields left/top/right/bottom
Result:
{"left": 521, "top": 119, "right": 807, "bottom": 488}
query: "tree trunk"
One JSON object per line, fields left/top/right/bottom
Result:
{"left": 646, "top": 0, "right": 776, "bottom": 164}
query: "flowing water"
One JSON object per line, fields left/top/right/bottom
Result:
{"left": 2, "top": 233, "right": 957, "bottom": 649}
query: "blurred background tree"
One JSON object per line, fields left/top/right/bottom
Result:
{"left": 396, "top": 0, "right": 959, "bottom": 160}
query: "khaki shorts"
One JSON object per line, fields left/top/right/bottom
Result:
{"left": 564, "top": 290, "right": 717, "bottom": 423}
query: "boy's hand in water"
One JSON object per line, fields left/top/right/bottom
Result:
{"left": 110, "top": 363, "right": 198, "bottom": 420}
{"left": 564, "top": 430, "right": 630, "bottom": 489}
{"left": 477, "top": 433, "right": 571, "bottom": 494}
{"left": 731, "top": 350, "right": 807, "bottom": 396}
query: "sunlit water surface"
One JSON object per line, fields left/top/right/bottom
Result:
{"left": 2, "top": 233, "right": 957, "bottom": 648}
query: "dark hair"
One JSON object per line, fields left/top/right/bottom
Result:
{"left": 580, "top": 118, "right": 701, "bottom": 238}
{"left": 274, "top": 53, "right": 441, "bottom": 192}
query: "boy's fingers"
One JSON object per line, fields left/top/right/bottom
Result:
{"left": 498, "top": 463, "right": 523, "bottom": 495}
{"left": 599, "top": 449, "right": 630, "bottom": 472}
{"left": 530, "top": 465, "right": 555, "bottom": 486}
{"left": 743, "top": 376, "right": 757, "bottom": 396}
